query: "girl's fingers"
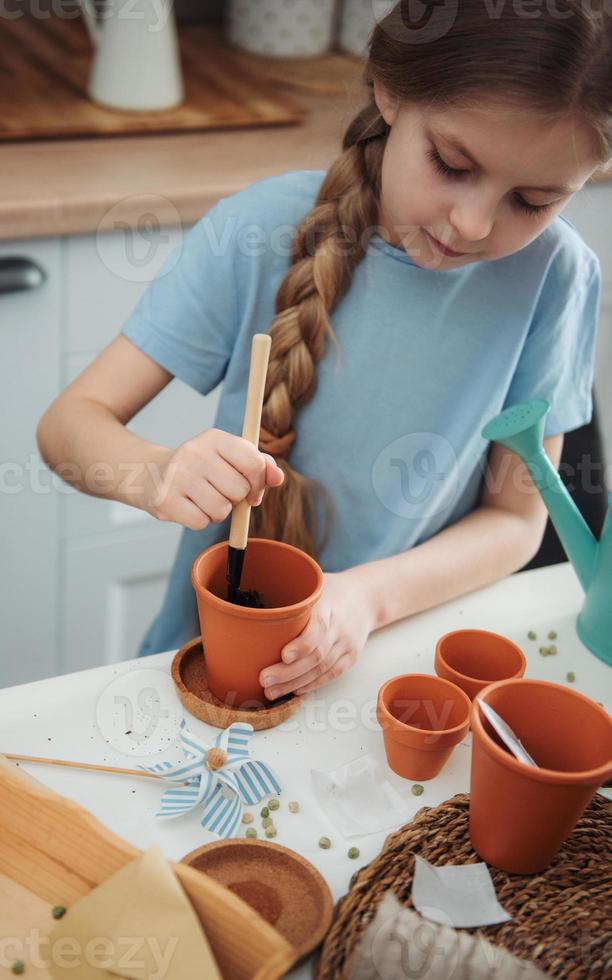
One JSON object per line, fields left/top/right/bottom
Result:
{"left": 260, "top": 619, "right": 327, "bottom": 690}
{"left": 264, "top": 641, "right": 343, "bottom": 700}
{"left": 184, "top": 480, "right": 234, "bottom": 524}
{"left": 170, "top": 496, "right": 211, "bottom": 532}
{"left": 293, "top": 651, "right": 355, "bottom": 695}
{"left": 202, "top": 455, "right": 252, "bottom": 503}
{"left": 215, "top": 433, "right": 268, "bottom": 492}
{"left": 263, "top": 453, "right": 285, "bottom": 486}
{"left": 261, "top": 644, "right": 327, "bottom": 693}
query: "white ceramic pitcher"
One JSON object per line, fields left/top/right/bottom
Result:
{"left": 80, "top": 0, "right": 184, "bottom": 112}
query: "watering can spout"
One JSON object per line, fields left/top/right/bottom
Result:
{"left": 482, "top": 400, "right": 598, "bottom": 593}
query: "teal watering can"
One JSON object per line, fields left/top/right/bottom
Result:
{"left": 482, "top": 399, "right": 612, "bottom": 667}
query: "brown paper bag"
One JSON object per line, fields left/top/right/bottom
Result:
{"left": 47, "top": 845, "right": 221, "bottom": 980}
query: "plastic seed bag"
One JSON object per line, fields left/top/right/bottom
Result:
{"left": 310, "top": 753, "right": 408, "bottom": 838}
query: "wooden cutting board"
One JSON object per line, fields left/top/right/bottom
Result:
{"left": 0, "top": 757, "right": 295, "bottom": 979}
{"left": 0, "top": 17, "right": 309, "bottom": 141}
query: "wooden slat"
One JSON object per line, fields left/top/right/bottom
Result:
{"left": 0, "top": 757, "right": 296, "bottom": 980}
{"left": 0, "top": 17, "right": 306, "bottom": 141}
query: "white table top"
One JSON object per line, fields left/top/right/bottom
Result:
{"left": 2, "top": 561, "right": 610, "bottom": 979}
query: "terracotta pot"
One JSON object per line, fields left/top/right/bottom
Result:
{"left": 470, "top": 678, "right": 612, "bottom": 873}
{"left": 377, "top": 674, "right": 471, "bottom": 781}
{"left": 435, "top": 629, "right": 526, "bottom": 700}
{"left": 192, "top": 538, "right": 323, "bottom": 708}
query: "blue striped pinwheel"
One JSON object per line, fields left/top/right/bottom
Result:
{"left": 141, "top": 721, "right": 281, "bottom": 839}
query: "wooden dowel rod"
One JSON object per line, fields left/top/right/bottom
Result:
{"left": 4, "top": 753, "right": 162, "bottom": 780}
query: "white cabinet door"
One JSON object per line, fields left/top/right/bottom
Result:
{"left": 0, "top": 239, "right": 62, "bottom": 686}
{"left": 61, "top": 525, "right": 183, "bottom": 673}
{"left": 60, "top": 353, "right": 221, "bottom": 539}
{"left": 564, "top": 183, "right": 612, "bottom": 481}
{"left": 58, "top": 225, "right": 221, "bottom": 673}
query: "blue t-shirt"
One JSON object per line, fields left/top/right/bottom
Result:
{"left": 121, "top": 169, "right": 602, "bottom": 657}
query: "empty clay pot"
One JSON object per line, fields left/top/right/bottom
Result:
{"left": 470, "top": 678, "right": 612, "bottom": 873}
{"left": 377, "top": 674, "right": 471, "bottom": 780}
{"left": 435, "top": 629, "right": 526, "bottom": 700}
{"left": 192, "top": 538, "right": 323, "bottom": 707}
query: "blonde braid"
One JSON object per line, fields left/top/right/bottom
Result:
{"left": 251, "top": 95, "right": 389, "bottom": 559}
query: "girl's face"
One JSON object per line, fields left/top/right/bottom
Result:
{"left": 373, "top": 82, "right": 601, "bottom": 269}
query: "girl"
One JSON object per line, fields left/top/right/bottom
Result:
{"left": 38, "top": 1, "right": 610, "bottom": 701}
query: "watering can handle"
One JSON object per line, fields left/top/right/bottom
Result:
{"left": 229, "top": 334, "right": 272, "bottom": 550}
{"left": 79, "top": 0, "right": 101, "bottom": 46}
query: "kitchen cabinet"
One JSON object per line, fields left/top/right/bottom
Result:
{"left": 1, "top": 182, "right": 610, "bottom": 688}
{"left": 1, "top": 227, "right": 220, "bottom": 687}
{"left": 0, "top": 239, "right": 62, "bottom": 684}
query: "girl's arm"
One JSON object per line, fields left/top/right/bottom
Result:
{"left": 345, "top": 434, "right": 564, "bottom": 631}
{"left": 37, "top": 335, "right": 174, "bottom": 511}
{"left": 258, "top": 435, "right": 565, "bottom": 699}
{"left": 36, "top": 335, "right": 283, "bottom": 524}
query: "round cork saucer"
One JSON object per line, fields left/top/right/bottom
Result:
{"left": 171, "top": 636, "right": 304, "bottom": 731}
{"left": 181, "top": 839, "right": 334, "bottom": 963}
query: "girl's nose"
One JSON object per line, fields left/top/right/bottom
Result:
{"left": 449, "top": 196, "right": 496, "bottom": 245}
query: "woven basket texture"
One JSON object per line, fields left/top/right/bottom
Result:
{"left": 316, "top": 793, "right": 611, "bottom": 980}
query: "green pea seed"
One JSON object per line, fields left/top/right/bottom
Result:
{"left": 262, "top": 816, "right": 273, "bottom": 828}
{"left": 348, "top": 847, "right": 360, "bottom": 859}
{"left": 265, "top": 826, "right": 277, "bottom": 838}
{"left": 268, "top": 798, "right": 280, "bottom": 811}
{"left": 539, "top": 646, "right": 549, "bottom": 656}
{"left": 527, "top": 630, "right": 537, "bottom": 640}
{"left": 548, "top": 644, "right": 558, "bottom": 655}
{"left": 241, "top": 812, "right": 254, "bottom": 825}
{"left": 11, "top": 963, "right": 25, "bottom": 976}
{"left": 260, "top": 806, "right": 269, "bottom": 818}
{"left": 566, "top": 671, "right": 576, "bottom": 683}
{"left": 288, "top": 801, "right": 300, "bottom": 813}
{"left": 319, "top": 836, "right": 331, "bottom": 849}
{"left": 548, "top": 630, "right": 557, "bottom": 640}
{"left": 245, "top": 827, "right": 257, "bottom": 838}
{"left": 411, "top": 784, "right": 424, "bottom": 796}
{"left": 51, "top": 905, "right": 66, "bottom": 919}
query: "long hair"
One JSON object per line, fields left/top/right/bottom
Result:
{"left": 251, "top": 0, "right": 612, "bottom": 559}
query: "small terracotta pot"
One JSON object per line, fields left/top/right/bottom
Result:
{"left": 192, "top": 538, "right": 323, "bottom": 708}
{"left": 470, "top": 678, "right": 612, "bottom": 873}
{"left": 377, "top": 674, "right": 471, "bottom": 780}
{"left": 435, "top": 629, "right": 526, "bottom": 700}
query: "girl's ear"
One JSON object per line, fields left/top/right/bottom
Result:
{"left": 373, "top": 79, "right": 399, "bottom": 126}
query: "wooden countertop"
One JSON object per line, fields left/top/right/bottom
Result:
{"left": 1, "top": 84, "right": 609, "bottom": 242}
{"left": 0, "top": 88, "right": 364, "bottom": 241}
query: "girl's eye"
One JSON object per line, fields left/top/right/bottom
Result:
{"left": 513, "top": 196, "right": 553, "bottom": 219}
{"left": 428, "top": 146, "right": 554, "bottom": 220}
{"left": 427, "top": 147, "right": 467, "bottom": 179}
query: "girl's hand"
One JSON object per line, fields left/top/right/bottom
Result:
{"left": 259, "top": 571, "right": 376, "bottom": 698}
{"left": 145, "top": 428, "right": 284, "bottom": 530}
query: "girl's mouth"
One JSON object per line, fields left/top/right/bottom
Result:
{"left": 424, "top": 230, "right": 468, "bottom": 258}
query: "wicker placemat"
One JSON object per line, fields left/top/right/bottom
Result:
{"left": 316, "top": 793, "right": 611, "bottom": 980}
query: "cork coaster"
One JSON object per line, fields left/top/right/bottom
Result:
{"left": 181, "top": 839, "right": 334, "bottom": 963}
{"left": 171, "top": 637, "right": 304, "bottom": 731}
